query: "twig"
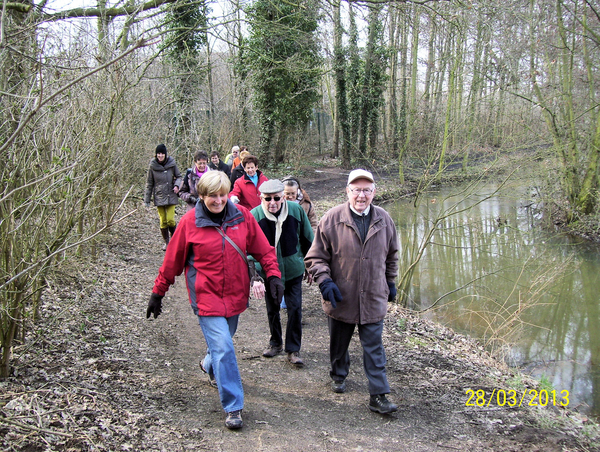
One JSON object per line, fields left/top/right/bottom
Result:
{"left": 0, "top": 207, "right": 138, "bottom": 290}
{"left": 0, "top": 416, "right": 73, "bottom": 438}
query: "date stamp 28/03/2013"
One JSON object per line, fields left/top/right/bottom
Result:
{"left": 465, "top": 388, "right": 569, "bottom": 408}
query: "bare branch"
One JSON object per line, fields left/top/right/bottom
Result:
{"left": 0, "top": 38, "right": 152, "bottom": 155}
{"left": 43, "top": 0, "right": 178, "bottom": 20}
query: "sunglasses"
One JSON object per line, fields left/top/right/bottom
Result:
{"left": 263, "top": 196, "right": 282, "bottom": 202}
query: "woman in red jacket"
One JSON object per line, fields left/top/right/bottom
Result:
{"left": 229, "top": 155, "right": 269, "bottom": 210}
{"left": 146, "top": 171, "right": 283, "bottom": 430}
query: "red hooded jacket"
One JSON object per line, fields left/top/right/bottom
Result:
{"left": 229, "top": 171, "right": 269, "bottom": 211}
{"left": 153, "top": 200, "right": 280, "bottom": 317}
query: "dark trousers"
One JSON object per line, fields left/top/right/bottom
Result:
{"left": 328, "top": 317, "right": 390, "bottom": 396}
{"left": 265, "top": 274, "right": 303, "bottom": 353}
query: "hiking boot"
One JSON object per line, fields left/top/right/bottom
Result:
{"left": 287, "top": 351, "right": 304, "bottom": 367}
{"left": 262, "top": 345, "right": 283, "bottom": 358}
{"left": 199, "top": 360, "right": 217, "bottom": 388}
{"left": 225, "top": 410, "right": 243, "bottom": 429}
{"left": 331, "top": 380, "right": 346, "bottom": 393}
{"left": 368, "top": 394, "right": 398, "bottom": 414}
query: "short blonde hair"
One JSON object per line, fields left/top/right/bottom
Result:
{"left": 196, "top": 171, "right": 231, "bottom": 196}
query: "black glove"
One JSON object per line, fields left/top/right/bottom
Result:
{"left": 146, "top": 293, "right": 163, "bottom": 319}
{"left": 387, "top": 281, "right": 397, "bottom": 302}
{"left": 267, "top": 276, "right": 284, "bottom": 305}
{"left": 189, "top": 195, "right": 198, "bottom": 204}
{"left": 319, "top": 279, "right": 343, "bottom": 309}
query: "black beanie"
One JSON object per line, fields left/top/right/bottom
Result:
{"left": 155, "top": 144, "right": 167, "bottom": 157}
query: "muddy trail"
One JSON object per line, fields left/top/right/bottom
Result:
{"left": 1, "top": 168, "right": 598, "bottom": 452}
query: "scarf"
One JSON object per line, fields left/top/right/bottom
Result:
{"left": 195, "top": 166, "right": 209, "bottom": 178}
{"left": 261, "top": 199, "right": 288, "bottom": 248}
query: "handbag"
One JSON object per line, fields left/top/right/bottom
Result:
{"left": 214, "top": 227, "right": 263, "bottom": 284}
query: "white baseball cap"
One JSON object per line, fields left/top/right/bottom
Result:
{"left": 347, "top": 169, "right": 374, "bottom": 185}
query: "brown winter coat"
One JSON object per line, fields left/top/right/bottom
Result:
{"left": 304, "top": 202, "right": 399, "bottom": 324}
{"left": 144, "top": 156, "right": 182, "bottom": 207}
{"left": 298, "top": 189, "right": 317, "bottom": 229}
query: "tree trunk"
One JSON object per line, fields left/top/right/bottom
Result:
{"left": 333, "top": 0, "right": 350, "bottom": 167}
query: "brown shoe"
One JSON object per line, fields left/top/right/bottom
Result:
{"left": 287, "top": 352, "right": 304, "bottom": 367}
{"left": 262, "top": 345, "right": 283, "bottom": 357}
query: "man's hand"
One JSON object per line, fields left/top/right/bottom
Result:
{"left": 173, "top": 185, "right": 180, "bottom": 194}
{"left": 189, "top": 195, "right": 198, "bottom": 204}
{"left": 303, "top": 269, "right": 314, "bottom": 286}
{"left": 267, "top": 276, "right": 284, "bottom": 304}
{"left": 146, "top": 293, "right": 163, "bottom": 319}
{"left": 319, "top": 279, "right": 342, "bottom": 309}
{"left": 387, "top": 281, "right": 397, "bottom": 302}
{"left": 387, "top": 281, "right": 398, "bottom": 301}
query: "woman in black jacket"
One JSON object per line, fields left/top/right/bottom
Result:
{"left": 144, "top": 144, "right": 183, "bottom": 250}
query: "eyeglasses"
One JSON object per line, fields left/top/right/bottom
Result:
{"left": 349, "top": 188, "right": 373, "bottom": 195}
{"left": 263, "top": 196, "right": 282, "bottom": 202}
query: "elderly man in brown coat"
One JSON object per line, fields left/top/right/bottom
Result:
{"left": 304, "top": 169, "right": 399, "bottom": 414}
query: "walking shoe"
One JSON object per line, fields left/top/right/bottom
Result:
{"left": 225, "top": 410, "right": 243, "bottom": 429}
{"left": 331, "top": 380, "right": 346, "bottom": 393}
{"left": 287, "top": 352, "right": 304, "bottom": 367}
{"left": 199, "top": 360, "right": 217, "bottom": 388}
{"left": 262, "top": 345, "right": 283, "bottom": 357}
{"left": 368, "top": 394, "right": 398, "bottom": 414}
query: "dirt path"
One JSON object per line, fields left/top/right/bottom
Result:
{"left": 2, "top": 168, "right": 597, "bottom": 452}
{"left": 133, "top": 178, "right": 591, "bottom": 451}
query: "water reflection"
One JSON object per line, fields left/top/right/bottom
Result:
{"left": 383, "top": 183, "right": 600, "bottom": 417}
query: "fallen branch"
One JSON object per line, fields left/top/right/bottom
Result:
{"left": 0, "top": 416, "right": 73, "bottom": 438}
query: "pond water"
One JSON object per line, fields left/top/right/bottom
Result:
{"left": 383, "top": 180, "right": 600, "bottom": 418}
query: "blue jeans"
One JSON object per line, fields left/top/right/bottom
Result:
{"left": 198, "top": 315, "right": 243, "bottom": 413}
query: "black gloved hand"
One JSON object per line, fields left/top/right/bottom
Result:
{"left": 189, "top": 195, "right": 198, "bottom": 204}
{"left": 267, "top": 276, "right": 284, "bottom": 305}
{"left": 146, "top": 293, "right": 163, "bottom": 319}
{"left": 387, "top": 281, "right": 397, "bottom": 302}
{"left": 319, "top": 279, "right": 343, "bottom": 309}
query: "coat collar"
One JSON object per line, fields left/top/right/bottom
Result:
{"left": 340, "top": 202, "right": 385, "bottom": 241}
{"left": 150, "top": 156, "right": 176, "bottom": 171}
{"left": 242, "top": 170, "right": 263, "bottom": 182}
{"left": 195, "top": 199, "right": 244, "bottom": 230}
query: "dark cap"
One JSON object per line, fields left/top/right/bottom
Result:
{"left": 155, "top": 144, "right": 167, "bottom": 156}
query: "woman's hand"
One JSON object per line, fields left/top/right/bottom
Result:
{"left": 251, "top": 281, "right": 265, "bottom": 299}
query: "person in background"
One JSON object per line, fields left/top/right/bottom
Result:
{"left": 249, "top": 180, "right": 314, "bottom": 367}
{"left": 304, "top": 169, "right": 400, "bottom": 415}
{"left": 229, "top": 150, "right": 250, "bottom": 185}
{"left": 282, "top": 176, "right": 318, "bottom": 229}
{"left": 224, "top": 145, "right": 239, "bottom": 168}
{"left": 179, "top": 150, "right": 211, "bottom": 212}
{"left": 209, "top": 150, "right": 231, "bottom": 178}
{"left": 144, "top": 144, "right": 182, "bottom": 251}
{"left": 229, "top": 155, "right": 268, "bottom": 211}
{"left": 231, "top": 145, "right": 247, "bottom": 169}
{"left": 146, "top": 171, "right": 284, "bottom": 430}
